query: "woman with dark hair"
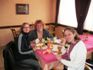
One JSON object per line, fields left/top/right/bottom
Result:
{"left": 14, "top": 22, "right": 41, "bottom": 70}
{"left": 55, "top": 27, "right": 87, "bottom": 70}
{"left": 29, "top": 20, "right": 53, "bottom": 44}
{"left": 17, "top": 22, "right": 33, "bottom": 57}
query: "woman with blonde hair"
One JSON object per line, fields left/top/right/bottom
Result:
{"left": 29, "top": 20, "right": 53, "bottom": 43}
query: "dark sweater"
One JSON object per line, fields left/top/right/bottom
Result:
{"left": 14, "top": 33, "right": 37, "bottom": 61}
{"left": 29, "top": 29, "right": 53, "bottom": 42}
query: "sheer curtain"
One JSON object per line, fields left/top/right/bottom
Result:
{"left": 57, "top": 0, "right": 91, "bottom": 34}
{"left": 84, "top": 0, "right": 93, "bottom": 32}
{"left": 58, "top": 0, "right": 78, "bottom": 28}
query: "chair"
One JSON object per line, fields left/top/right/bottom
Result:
{"left": 84, "top": 59, "right": 93, "bottom": 70}
{"left": 3, "top": 41, "right": 15, "bottom": 70}
{"left": 10, "top": 28, "right": 19, "bottom": 41}
{"left": 85, "top": 63, "right": 93, "bottom": 70}
{"left": 54, "top": 26, "right": 65, "bottom": 39}
{"left": 3, "top": 41, "right": 35, "bottom": 70}
{"left": 46, "top": 25, "right": 55, "bottom": 36}
{"left": 85, "top": 60, "right": 93, "bottom": 70}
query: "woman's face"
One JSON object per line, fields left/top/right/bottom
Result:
{"left": 64, "top": 30, "right": 75, "bottom": 43}
{"left": 23, "top": 24, "right": 30, "bottom": 33}
{"left": 36, "top": 23, "right": 43, "bottom": 32}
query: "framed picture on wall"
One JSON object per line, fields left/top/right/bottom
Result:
{"left": 16, "top": 4, "right": 29, "bottom": 14}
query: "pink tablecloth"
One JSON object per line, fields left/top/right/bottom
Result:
{"left": 35, "top": 50, "right": 57, "bottom": 63}
{"left": 79, "top": 34, "right": 93, "bottom": 52}
{"left": 36, "top": 34, "right": 93, "bottom": 63}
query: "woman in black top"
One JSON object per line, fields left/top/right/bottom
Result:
{"left": 15, "top": 22, "right": 41, "bottom": 70}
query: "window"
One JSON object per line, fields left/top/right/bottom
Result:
{"left": 57, "top": 0, "right": 93, "bottom": 32}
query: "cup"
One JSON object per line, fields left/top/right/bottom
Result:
{"left": 57, "top": 46, "right": 62, "bottom": 55}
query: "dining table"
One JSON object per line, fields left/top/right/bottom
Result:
{"left": 34, "top": 39, "right": 64, "bottom": 70}
{"left": 79, "top": 34, "right": 93, "bottom": 52}
{"left": 34, "top": 34, "right": 93, "bottom": 70}
{"left": 79, "top": 34, "right": 93, "bottom": 59}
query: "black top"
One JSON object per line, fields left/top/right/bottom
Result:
{"left": 14, "top": 33, "right": 37, "bottom": 61}
{"left": 28, "top": 29, "right": 53, "bottom": 42}
{"left": 14, "top": 29, "right": 52, "bottom": 61}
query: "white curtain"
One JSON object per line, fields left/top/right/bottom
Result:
{"left": 58, "top": 0, "right": 78, "bottom": 28}
{"left": 58, "top": 0, "right": 93, "bottom": 32}
{"left": 84, "top": 0, "right": 93, "bottom": 31}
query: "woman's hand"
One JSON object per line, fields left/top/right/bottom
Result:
{"left": 55, "top": 55, "right": 62, "bottom": 61}
{"left": 30, "top": 41, "right": 36, "bottom": 48}
{"left": 61, "top": 38, "right": 66, "bottom": 46}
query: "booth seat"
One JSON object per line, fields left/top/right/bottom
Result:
{"left": 3, "top": 41, "right": 34, "bottom": 70}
